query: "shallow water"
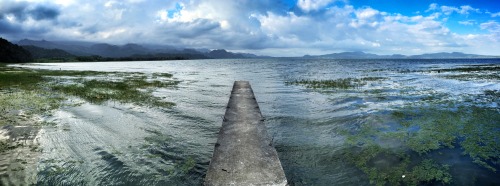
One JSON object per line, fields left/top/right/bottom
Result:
{"left": 15, "top": 58, "right": 500, "bottom": 185}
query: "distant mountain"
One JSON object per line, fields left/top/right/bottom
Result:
{"left": 409, "top": 52, "right": 491, "bottom": 59}
{"left": 18, "top": 39, "right": 61, "bottom": 49}
{"left": 87, "top": 43, "right": 151, "bottom": 58}
{"left": 305, "top": 51, "right": 380, "bottom": 59}
{"left": 22, "top": 45, "right": 75, "bottom": 59}
{"left": 16, "top": 39, "right": 257, "bottom": 59}
{"left": 0, "top": 38, "right": 33, "bottom": 63}
{"left": 237, "top": 52, "right": 272, "bottom": 58}
{"left": 207, "top": 49, "right": 245, "bottom": 59}
{"left": 18, "top": 39, "right": 92, "bottom": 56}
{"left": 303, "top": 51, "right": 496, "bottom": 59}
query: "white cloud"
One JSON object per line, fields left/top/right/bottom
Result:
{"left": 480, "top": 20, "right": 500, "bottom": 31}
{"left": 426, "top": 3, "right": 438, "bottom": 12}
{"left": 440, "top": 5, "right": 479, "bottom": 15}
{"left": 458, "top": 5, "right": 480, "bottom": 14}
{"left": 458, "top": 20, "right": 475, "bottom": 26}
{"left": 490, "top": 12, "right": 500, "bottom": 17}
{"left": 297, "top": 0, "right": 336, "bottom": 12}
{"left": 440, "top": 6, "right": 459, "bottom": 15}
{"left": 1, "top": 0, "right": 499, "bottom": 56}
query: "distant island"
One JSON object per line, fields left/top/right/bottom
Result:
{"left": 1, "top": 38, "right": 499, "bottom": 63}
{"left": 303, "top": 51, "right": 498, "bottom": 59}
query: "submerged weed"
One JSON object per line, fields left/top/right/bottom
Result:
{"left": 442, "top": 74, "right": 500, "bottom": 81}
{"left": 0, "top": 64, "right": 179, "bottom": 128}
{"left": 51, "top": 78, "right": 177, "bottom": 107}
{"left": 342, "top": 101, "right": 499, "bottom": 184}
{"left": 342, "top": 145, "right": 451, "bottom": 186}
{"left": 435, "top": 65, "right": 500, "bottom": 73}
{"left": 288, "top": 77, "right": 386, "bottom": 89}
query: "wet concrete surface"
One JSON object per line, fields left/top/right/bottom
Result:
{"left": 205, "top": 81, "right": 287, "bottom": 186}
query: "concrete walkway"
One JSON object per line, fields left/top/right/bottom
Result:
{"left": 204, "top": 81, "right": 287, "bottom": 186}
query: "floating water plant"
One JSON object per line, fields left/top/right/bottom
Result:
{"left": 51, "top": 77, "right": 177, "bottom": 107}
{"left": 435, "top": 65, "right": 500, "bottom": 73}
{"left": 288, "top": 77, "right": 387, "bottom": 89}
{"left": 341, "top": 144, "right": 452, "bottom": 186}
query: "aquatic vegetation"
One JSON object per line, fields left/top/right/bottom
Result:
{"left": 0, "top": 65, "right": 179, "bottom": 111}
{"left": 289, "top": 78, "right": 362, "bottom": 89}
{"left": 51, "top": 78, "right": 177, "bottom": 107}
{"left": 435, "top": 65, "right": 500, "bottom": 73}
{"left": 442, "top": 74, "right": 500, "bottom": 81}
{"left": 342, "top": 144, "right": 452, "bottom": 186}
{"left": 429, "top": 64, "right": 500, "bottom": 81}
{"left": 390, "top": 106, "right": 500, "bottom": 171}
{"left": 338, "top": 87, "right": 500, "bottom": 185}
{"left": 0, "top": 140, "right": 22, "bottom": 153}
{"left": 0, "top": 90, "right": 64, "bottom": 126}
{"left": 460, "top": 107, "right": 500, "bottom": 172}
{"left": 288, "top": 77, "right": 386, "bottom": 89}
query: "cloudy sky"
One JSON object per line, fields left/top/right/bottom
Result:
{"left": 1, "top": 0, "right": 499, "bottom": 56}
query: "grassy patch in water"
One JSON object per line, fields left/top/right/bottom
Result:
{"left": 442, "top": 74, "right": 500, "bottom": 81}
{"left": 431, "top": 64, "right": 500, "bottom": 81}
{"left": 51, "top": 77, "right": 178, "bottom": 107}
{"left": 0, "top": 90, "right": 64, "bottom": 126}
{"left": 0, "top": 64, "right": 180, "bottom": 162}
{"left": 288, "top": 77, "right": 387, "bottom": 89}
{"left": 1, "top": 65, "right": 178, "bottom": 108}
{"left": 0, "top": 140, "right": 23, "bottom": 153}
{"left": 435, "top": 65, "right": 500, "bottom": 73}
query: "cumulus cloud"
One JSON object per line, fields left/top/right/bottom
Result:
{"left": 0, "top": 1, "right": 60, "bottom": 22}
{"left": 0, "top": 0, "right": 499, "bottom": 56}
{"left": 458, "top": 20, "right": 475, "bottom": 26}
{"left": 433, "top": 4, "right": 480, "bottom": 15}
{"left": 297, "top": 0, "right": 336, "bottom": 12}
{"left": 426, "top": 3, "right": 438, "bottom": 12}
{"left": 480, "top": 21, "right": 500, "bottom": 31}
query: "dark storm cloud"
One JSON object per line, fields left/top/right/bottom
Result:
{"left": 166, "top": 19, "right": 221, "bottom": 38}
{"left": 0, "top": 20, "right": 22, "bottom": 33}
{"left": 29, "top": 5, "right": 60, "bottom": 20}
{"left": 0, "top": 2, "right": 29, "bottom": 21}
{"left": 0, "top": 1, "right": 60, "bottom": 22}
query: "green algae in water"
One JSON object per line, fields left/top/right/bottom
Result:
{"left": 51, "top": 78, "right": 177, "bottom": 107}
{"left": 340, "top": 95, "right": 499, "bottom": 185}
{"left": 288, "top": 77, "right": 387, "bottom": 89}
{"left": 390, "top": 106, "right": 500, "bottom": 172}
{"left": 435, "top": 65, "right": 500, "bottom": 73}
{"left": 442, "top": 74, "right": 500, "bottom": 81}
{"left": 341, "top": 145, "right": 452, "bottom": 186}
{"left": 0, "top": 90, "right": 64, "bottom": 126}
{"left": 46, "top": 71, "right": 180, "bottom": 108}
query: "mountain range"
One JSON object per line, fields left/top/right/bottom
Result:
{"left": 303, "top": 51, "right": 497, "bottom": 59}
{"left": 1, "top": 38, "right": 498, "bottom": 63}
{"left": 16, "top": 39, "right": 269, "bottom": 59}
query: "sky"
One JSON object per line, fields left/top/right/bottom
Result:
{"left": 0, "top": 0, "right": 499, "bottom": 57}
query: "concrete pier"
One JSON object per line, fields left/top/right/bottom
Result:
{"left": 204, "top": 81, "right": 287, "bottom": 186}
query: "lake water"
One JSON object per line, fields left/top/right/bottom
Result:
{"left": 16, "top": 58, "right": 500, "bottom": 185}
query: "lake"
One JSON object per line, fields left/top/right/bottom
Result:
{"left": 9, "top": 58, "right": 500, "bottom": 185}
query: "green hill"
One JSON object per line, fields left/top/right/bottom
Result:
{"left": 22, "top": 45, "right": 75, "bottom": 62}
{"left": 0, "top": 38, "right": 33, "bottom": 63}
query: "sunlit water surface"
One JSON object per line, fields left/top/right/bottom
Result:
{"left": 16, "top": 59, "right": 500, "bottom": 185}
